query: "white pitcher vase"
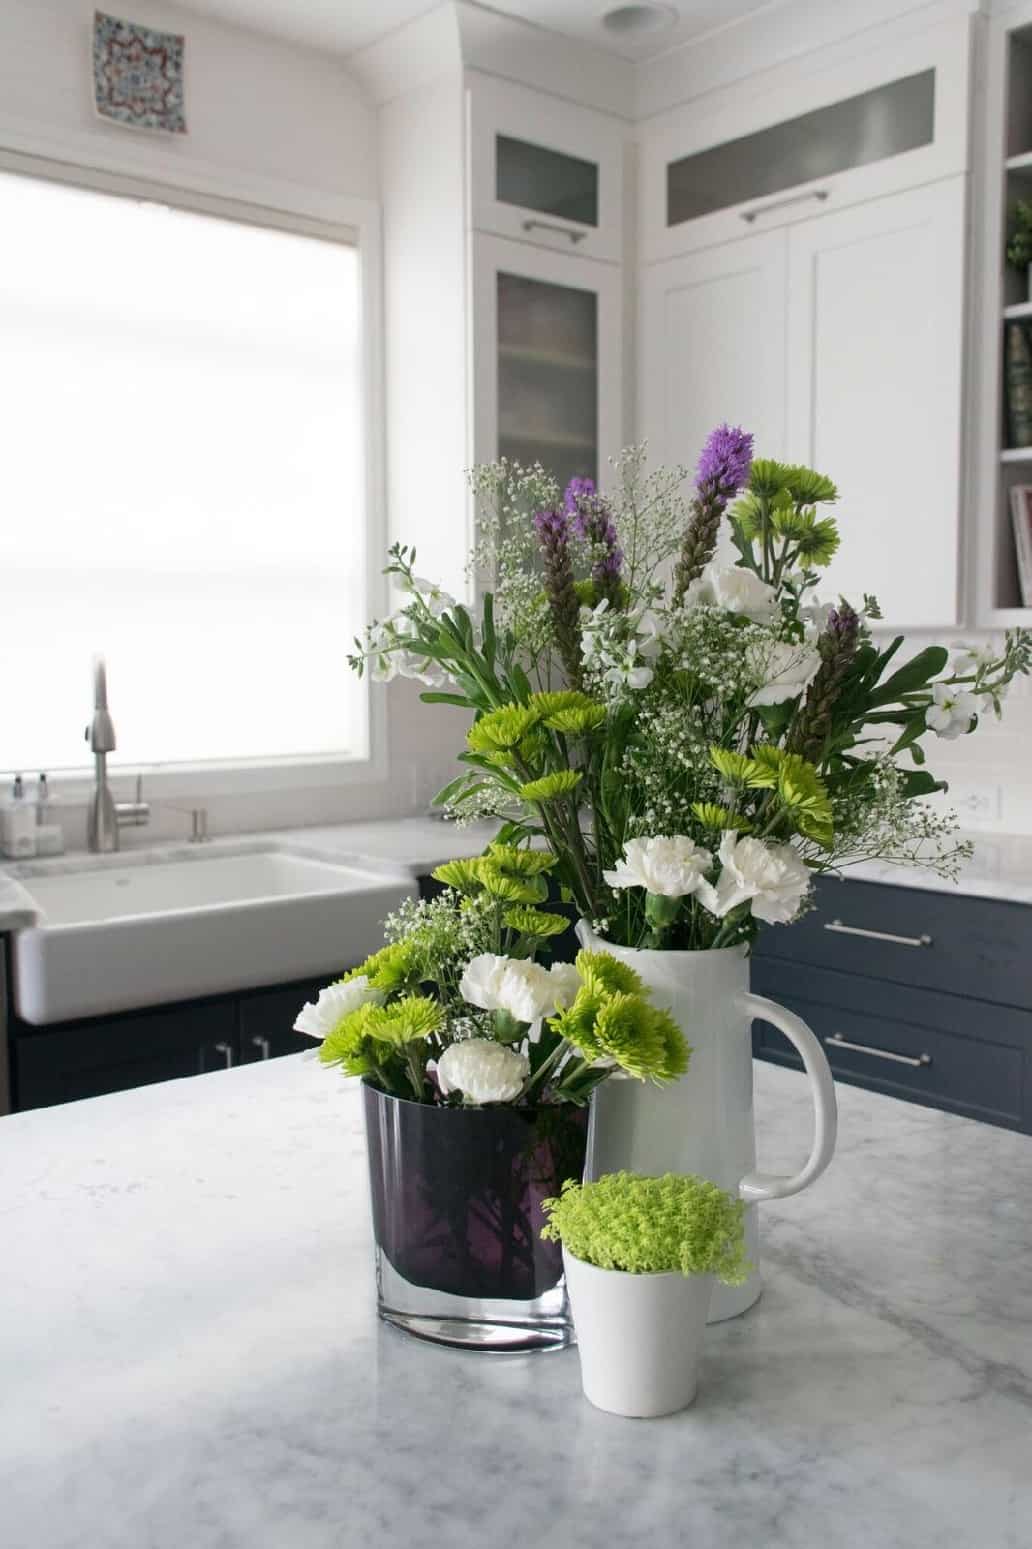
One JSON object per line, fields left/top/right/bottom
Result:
{"left": 579, "top": 925, "right": 838, "bottom": 1323}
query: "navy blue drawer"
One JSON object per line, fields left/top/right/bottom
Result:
{"left": 751, "top": 958, "right": 1030, "bottom": 1132}
{"left": 753, "top": 877, "right": 1032, "bottom": 1012}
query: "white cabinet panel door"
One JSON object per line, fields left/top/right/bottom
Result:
{"left": 639, "top": 231, "right": 788, "bottom": 480}
{"left": 786, "top": 177, "right": 965, "bottom": 627}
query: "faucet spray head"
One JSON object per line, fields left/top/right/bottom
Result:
{"left": 86, "top": 654, "right": 116, "bottom": 753}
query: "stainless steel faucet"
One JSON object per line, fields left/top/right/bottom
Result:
{"left": 85, "top": 656, "right": 150, "bottom": 853}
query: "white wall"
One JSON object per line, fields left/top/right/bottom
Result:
{"left": 0, "top": 0, "right": 468, "bottom": 843}
{"left": 0, "top": 0, "right": 377, "bottom": 213}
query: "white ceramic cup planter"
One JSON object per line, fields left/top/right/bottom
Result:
{"left": 563, "top": 1248, "right": 714, "bottom": 1417}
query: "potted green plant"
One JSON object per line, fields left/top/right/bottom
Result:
{"left": 541, "top": 1171, "right": 748, "bottom": 1416}
{"left": 1007, "top": 199, "right": 1032, "bottom": 298}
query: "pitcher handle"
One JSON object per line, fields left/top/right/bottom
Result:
{"left": 736, "top": 992, "right": 837, "bottom": 1203}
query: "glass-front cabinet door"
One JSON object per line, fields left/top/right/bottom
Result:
{"left": 472, "top": 233, "right": 622, "bottom": 496}
{"left": 468, "top": 73, "right": 623, "bottom": 261}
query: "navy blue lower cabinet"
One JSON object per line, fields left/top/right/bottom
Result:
{"left": 751, "top": 956, "right": 1031, "bottom": 1134}
{"left": 9, "top": 971, "right": 337, "bottom": 1112}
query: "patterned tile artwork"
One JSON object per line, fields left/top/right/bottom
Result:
{"left": 93, "top": 11, "right": 186, "bottom": 135}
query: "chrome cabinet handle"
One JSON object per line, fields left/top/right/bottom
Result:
{"left": 251, "top": 1035, "right": 271, "bottom": 1061}
{"left": 520, "top": 217, "right": 586, "bottom": 244}
{"left": 213, "top": 1041, "right": 234, "bottom": 1069}
{"left": 741, "top": 189, "right": 830, "bottom": 223}
{"left": 825, "top": 1032, "right": 931, "bottom": 1069}
{"left": 824, "top": 919, "right": 933, "bottom": 949}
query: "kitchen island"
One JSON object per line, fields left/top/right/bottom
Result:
{"left": 2, "top": 1055, "right": 1029, "bottom": 1548}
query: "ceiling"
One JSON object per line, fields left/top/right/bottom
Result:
{"left": 174, "top": 0, "right": 779, "bottom": 62}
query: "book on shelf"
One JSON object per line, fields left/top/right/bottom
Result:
{"left": 1009, "top": 484, "right": 1032, "bottom": 607}
{"left": 1005, "top": 323, "right": 1032, "bottom": 449}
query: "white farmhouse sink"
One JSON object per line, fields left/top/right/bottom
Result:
{"left": 11, "top": 845, "right": 416, "bottom": 1026}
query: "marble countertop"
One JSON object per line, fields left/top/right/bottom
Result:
{"left": 2, "top": 815, "right": 1030, "bottom": 937}
{"left": 2, "top": 1054, "right": 1029, "bottom": 1548}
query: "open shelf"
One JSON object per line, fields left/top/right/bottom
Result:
{"left": 1004, "top": 299, "right": 1032, "bottom": 319}
{"left": 1000, "top": 447, "right": 1032, "bottom": 462}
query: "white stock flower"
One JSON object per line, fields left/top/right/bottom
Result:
{"left": 748, "top": 640, "right": 822, "bottom": 707}
{"left": 952, "top": 642, "right": 996, "bottom": 677}
{"left": 604, "top": 654, "right": 654, "bottom": 691}
{"left": 633, "top": 609, "right": 665, "bottom": 660}
{"left": 697, "top": 832, "right": 811, "bottom": 926}
{"left": 925, "top": 683, "right": 984, "bottom": 741}
{"left": 403, "top": 574, "right": 456, "bottom": 619}
{"left": 685, "top": 563, "right": 777, "bottom": 621}
{"left": 459, "top": 954, "right": 579, "bottom": 1023}
{"left": 436, "top": 1040, "right": 530, "bottom": 1104}
{"left": 293, "top": 977, "right": 385, "bottom": 1040}
{"left": 603, "top": 835, "right": 714, "bottom": 898}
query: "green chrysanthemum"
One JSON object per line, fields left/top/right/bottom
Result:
{"left": 649, "top": 1005, "right": 691, "bottom": 1081}
{"left": 782, "top": 464, "right": 838, "bottom": 505}
{"left": 467, "top": 705, "right": 541, "bottom": 754}
{"left": 485, "top": 843, "right": 556, "bottom": 877}
{"left": 591, "top": 993, "right": 670, "bottom": 1081}
{"left": 691, "top": 801, "right": 752, "bottom": 834}
{"left": 575, "top": 948, "right": 644, "bottom": 998}
{"left": 709, "top": 747, "right": 757, "bottom": 785}
{"left": 546, "top": 705, "right": 607, "bottom": 736}
{"left": 502, "top": 906, "right": 570, "bottom": 937}
{"left": 550, "top": 986, "right": 607, "bottom": 1059}
{"left": 364, "top": 994, "right": 443, "bottom": 1047}
{"left": 518, "top": 770, "right": 583, "bottom": 803}
{"left": 318, "top": 1002, "right": 382, "bottom": 1077}
{"left": 477, "top": 863, "right": 549, "bottom": 905}
{"left": 431, "top": 858, "right": 483, "bottom": 893}
{"left": 343, "top": 940, "right": 423, "bottom": 993}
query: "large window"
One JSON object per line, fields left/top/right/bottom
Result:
{"left": 0, "top": 168, "right": 368, "bottom": 775}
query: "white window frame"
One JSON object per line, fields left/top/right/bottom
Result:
{"left": 0, "top": 147, "right": 388, "bottom": 801}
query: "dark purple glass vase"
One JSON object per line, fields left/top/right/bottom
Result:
{"left": 363, "top": 1082, "right": 589, "bottom": 1352}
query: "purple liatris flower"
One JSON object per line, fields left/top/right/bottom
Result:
{"left": 534, "top": 507, "right": 584, "bottom": 689}
{"left": 695, "top": 424, "right": 754, "bottom": 497}
{"left": 569, "top": 493, "right": 623, "bottom": 603}
{"left": 563, "top": 476, "right": 595, "bottom": 514}
{"left": 673, "top": 425, "right": 755, "bottom": 603}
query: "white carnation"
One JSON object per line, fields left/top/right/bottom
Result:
{"left": 748, "top": 640, "right": 822, "bottom": 707}
{"left": 685, "top": 563, "right": 777, "bottom": 622}
{"left": 293, "top": 976, "right": 385, "bottom": 1040}
{"left": 436, "top": 1039, "right": 530, "bottom": 1104}
{"left": 459, "top": 954, "right": 579, "bottom": 1023}
{"left": 603, "top": 835, "right": 713, "bottom": 898}
{"left": 696, "top": 832, "right": 811, "bottom": 926}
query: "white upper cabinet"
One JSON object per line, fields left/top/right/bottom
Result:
{"left": 466, "top": 73, "right": 625, "bottom": 262}
{"left": 785, "top": 177, "right": 966, "bottom": 628}
{"left": 640, "top": 16, "right": 971, "bottom": 263}
{"left": 471, "top": 232, "right": 624, "bottom": 491}
{"left": 640, "top": 230, "right": 788, "bottom": 476}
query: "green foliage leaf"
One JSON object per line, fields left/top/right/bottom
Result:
{"left": 869, "top": 647, "right": 949, "bottom": 707}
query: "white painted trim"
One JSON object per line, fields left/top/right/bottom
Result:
{"left": 349, "top": 3, "right": 462, "bottom": 105}
{"left": 636, "top": 0, "right": 980, "bottom": 120}
{"left": 0, "top": 148, "right": 390, "bottom": 800}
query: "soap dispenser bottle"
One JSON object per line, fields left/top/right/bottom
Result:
{"left": 35, "top": 773, "right": 65, "bottom": 857}
{"left": 3, "top": 774, "right": 37, "bottom": 859}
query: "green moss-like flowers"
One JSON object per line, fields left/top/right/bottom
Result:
{"left": 541, "top": 1172, "right": 750, "bottom": 1284}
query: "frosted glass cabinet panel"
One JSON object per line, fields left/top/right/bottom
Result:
{"left": 497, "top": 271, "right": 598, "bottom": 488}
{"left": 496, "top": 136, "right": 599, "bottom": 229}
{"left": 667, "top": 70, "right": 935, "bottom": 227}
{"left": 472, "top": 233, "right": 622, "bottom": 499}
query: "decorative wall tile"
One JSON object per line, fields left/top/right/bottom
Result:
{"left": 93, "top": 11, "right": 186, "bottom": 135}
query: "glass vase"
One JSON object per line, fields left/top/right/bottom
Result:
{"left": 362, "top": 1082, "right": 589, "bottom": 1352}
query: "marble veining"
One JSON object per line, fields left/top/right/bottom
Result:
{"left": 1, "top": 1056, "right": 1030, "bottom": 1548}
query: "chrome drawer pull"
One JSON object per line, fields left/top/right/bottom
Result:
{"left": 824, "top": 919, "right": 933, "bottom": 949}
{"left": 520, "top": 217, "right": 586, "bottom": 244}
{"left": 826, "top": 1033, "right": 931, "bottom": 1069}
{"left": 741, "top": 188, "right": 829, "bottom": 223}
